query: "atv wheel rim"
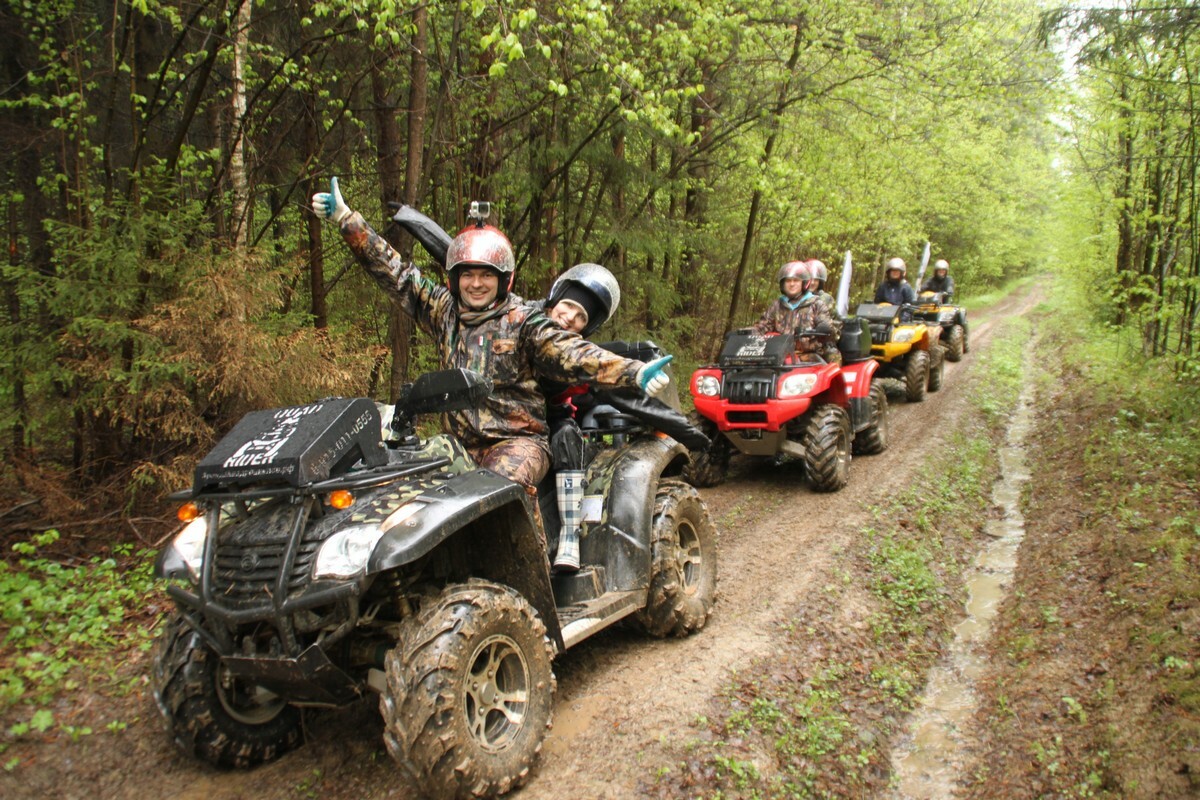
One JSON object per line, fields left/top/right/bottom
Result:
{"left": 215, "top": 663, "right": 287, "bottom": 725}
{"left": 676, "top": 519, "right": 703, "bottom": 596}
{"left": 465, "top": 634, "right": 529, "bottom": 752}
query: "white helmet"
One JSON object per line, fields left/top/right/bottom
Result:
{"left": 934, "top": 259, "right": 949, "bottom": 275}
{"left": 777, "top": 260, "right": 814, "bottom": 287}
{"left": 885, "top": 257, "right": 906, "bottom": 278}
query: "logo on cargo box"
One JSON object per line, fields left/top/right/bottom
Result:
{"left": 221, "top": 403, "right": 324, "bottom": 468}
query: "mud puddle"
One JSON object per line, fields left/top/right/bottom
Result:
{"left": 888, "top": 384, "right": 1034, "bottom": 798}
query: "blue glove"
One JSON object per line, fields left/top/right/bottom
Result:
{"left": 636, "top": 355, "right": 673, "bottom": 398}
{"left": 311, "top": 176, "right": 352, "bottom": 224}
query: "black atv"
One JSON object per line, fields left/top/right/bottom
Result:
{"left": 151, "top": 367, "right": 716, "bottom": 799}
{"left": 911, "top": 290, "right": 969, "bottom": 362}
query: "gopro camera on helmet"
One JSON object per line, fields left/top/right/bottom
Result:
{"left": 468, "top": 201, "right": 491, "bottom": 226}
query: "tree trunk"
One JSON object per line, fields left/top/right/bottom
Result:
{"left": 229, "top": 0, "right": 253, "bottom": 249}
{"left": 722, "top": 26, "right": 804, "bottom": 347}
{"left": 303, "top": 84, "right": 327, "bottom": 329}
{"left": 1114, "top": 78, "right": 1135, "bottom": 324}
{"left": 392, "top": 4, "right": 430, "bottom": 402}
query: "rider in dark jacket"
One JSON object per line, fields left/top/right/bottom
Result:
{"left": 920, "top": 259, "right": 956, "bottom": 300}
{"left": 874, "top": 257, "right": 917, "bottom": 306}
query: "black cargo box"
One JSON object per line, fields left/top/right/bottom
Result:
{"left": 194, "top": 398, "right": 386, "bottom": 491}
{"left": 838, "top": 317, "right": 872, "bottom": 361}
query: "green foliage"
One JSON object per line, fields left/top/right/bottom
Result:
{"left": 866, "top": 534, "right": 943, "bottom": 633}
{"left": 1048, "top": 2, "right": 1200, "bottom": 372}
{"left": 0, "top": 0, "right": 1063, "bottom": 518}
{"left": 0, "top": 531, "right": 159, "bottom": 714}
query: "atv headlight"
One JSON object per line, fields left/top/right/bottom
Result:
{"left": 695, "top": 375, "right": 722, "bottom": 397}
{"left": 893, "top": 330, "right": 915, "bottom": 344}
{"left": 778, "top": 373, "right": 818, "bottom": 398}
{"left": 938, "top": 311, "right": 955, "bottom": 323}
{"left": 170, "top": 516, "right": 210, "bottom": 581}
{"left": 314, "top": 525, "right": 385, "bottom": 579}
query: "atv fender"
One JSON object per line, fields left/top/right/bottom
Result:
{"left": 812, "top": 369, "right": 849, "bottom": 409}
{"left": 583, "top": 437, "right": 689, "bottom": 594}
{"left": 369, "top": 468, "right": 562, "bottom": 649}
{"left": 837, "top": 359, "right": 880, "bottom": 433}
{"left": 838, "top": 357, "right": 878, "bottom": 398}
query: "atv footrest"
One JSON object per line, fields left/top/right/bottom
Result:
{"left": 558, "top": 590, "right": 646, "bottom": 650}
{"left": 552, "top": 566, "right": 606, "bottom": 607}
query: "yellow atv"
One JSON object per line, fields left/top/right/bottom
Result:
{"left": 854, "top": 302, "right": 945, "bottom": 402}
{"left": 912, "top": 290, "right": 969, "bottom": 362}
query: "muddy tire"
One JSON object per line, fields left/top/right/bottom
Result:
{"left": 803, "top": 404, "right": 851, "bottom": 492}
{"left": 380, "top": 580, "right": 555, "bottom": 800}
{"left": 944, "top": 324, "right": 965, "bottom": 362}
{"left": 853, "top": 382, "right": 890, "bottom": 456}
{"left": 927, "top": 345, "right": 945, "bottom": 392}
{"left": 681, "top": 413, "right": 731, "bottom": 488}
{"left": 151, "top": 614, "right": 303, "bottom": 768}
{"left": 633, "top": 480, "right": 718, "bottom": 637}
{"left": 904, "top": 349, "right": 929, "bottom": 402}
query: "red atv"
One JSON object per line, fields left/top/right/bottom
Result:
{"left": 684, "top": 321, "right": 888, "bottom": 490}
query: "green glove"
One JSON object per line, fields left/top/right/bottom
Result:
{"left": 636, "top": 355, "right": 673, "bottom": 398}
{"left": 311, "top": 176, "right": 352, "bottom": 224}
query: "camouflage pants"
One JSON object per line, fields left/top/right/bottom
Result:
{"left": 466, "top": 437, "right": 551, "bottom": 490}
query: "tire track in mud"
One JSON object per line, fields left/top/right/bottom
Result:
{"left": 516, "top": 286, "right": 1042, "bottom": 800}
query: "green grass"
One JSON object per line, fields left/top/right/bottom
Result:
{"left": 0, "top": 530, "right": 160, "bottom": 736}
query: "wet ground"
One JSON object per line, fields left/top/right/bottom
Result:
{"left": 889, "top": 380, "right": 1033, "bottom": 797}
{"left": 9, "top": 284, "right": 1172, "bottom": 800}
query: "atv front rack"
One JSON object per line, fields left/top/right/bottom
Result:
{"left": 170, "top": 457, "right": 449, "bottom": 502}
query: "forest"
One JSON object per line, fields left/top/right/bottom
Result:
{"left": 1, "top": 0, "right": 1198, "bottom": 546}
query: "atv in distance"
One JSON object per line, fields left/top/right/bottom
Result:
{"left": 855, "top": 302, "right": 946, "bottom": 402}
{"left": 911, "top": 290, "right": 969, "bottom": 362}
{"left": 683, "top": 325, "right": 889, "bottom": 490}
{"left": 152, "top": 367, "right": 716, "bottom": 800}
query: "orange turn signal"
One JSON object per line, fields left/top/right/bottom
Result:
{"left": 177, "top": 501, "right": 201, "bottom": 522}
{"left": 328, "top": 490, "right": 354, "bottom": 510}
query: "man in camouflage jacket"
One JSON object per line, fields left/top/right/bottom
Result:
{"left": 312, "top": 180, "right": 670, "bottom": 489}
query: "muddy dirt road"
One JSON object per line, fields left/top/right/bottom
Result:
{"left": 0, "top": 287, "right": 1039, "bottom": 800}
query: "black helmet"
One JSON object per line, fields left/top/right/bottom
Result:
{"left": 547, "top": 263, "right": 621, "bottom": 337}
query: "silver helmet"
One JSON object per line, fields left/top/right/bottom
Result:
{"left": 547, "top": 262, "right": 621, "bottom": 336}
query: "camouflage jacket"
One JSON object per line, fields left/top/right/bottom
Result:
{"left": 816, "top": 291, "right": 843, "bottom": 354}
{"left": 339, "top": 213, "right": 642, "bottom": 451}
{"left": 751, "top": 293, "right": 833, "bottom": 355}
